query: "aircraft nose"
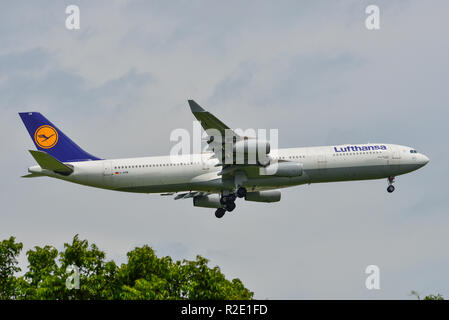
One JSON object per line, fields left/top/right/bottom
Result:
{"left": 420, "top": 154, "right": 429, "bottom": 166}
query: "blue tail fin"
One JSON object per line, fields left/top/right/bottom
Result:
{"left": 19, "top": 112, "right": 101, "bottom": 162}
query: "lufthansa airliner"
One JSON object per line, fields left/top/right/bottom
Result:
{"left": 20, "top": 100, "right": 429, "bottom": 218}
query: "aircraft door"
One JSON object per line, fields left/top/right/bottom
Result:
{"left": 389, "top": 150, "right": 401, "bottom": 168}
{"left": 317, "top": 154, "right": 327, "bottom": 170}
{"left": 103, "top": 161, "right": 113, "bottom": 176}
{"left": 201, "top": 154, "right": 209, "bottom": 171}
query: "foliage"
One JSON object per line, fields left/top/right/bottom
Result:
{"left": 410, "top": 290, "right": 444, "bottom": 300}
{"left": 0, "top": 235, "right": 253, "bottom": 300}
{"left": 423, "top": 294, "right": 444, "bottom": 300}
{"left": 0, "top": 237, "right": 23, "bottom": 299}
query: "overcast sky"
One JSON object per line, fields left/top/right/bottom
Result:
{"left": 1, "top": 0, "right": 448, "bottom": 299}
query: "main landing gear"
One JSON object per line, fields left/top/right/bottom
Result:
{"left": 215, "top": 188, "right": 247, "bottom": 219}
{"left": 215, "top": 208, "right": 226, "bottom": 218}
{"left": 387, "top": 176, "right": 395, "bottom": 193}
{"left": 236, "top": 187, "right": 247, "bottom": 198}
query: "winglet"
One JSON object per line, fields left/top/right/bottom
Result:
{"left": 187, "top": 99, "right": 241, "bottom": 141}
{"left": 188, "top": 100, "right": 206, "bottom": 113}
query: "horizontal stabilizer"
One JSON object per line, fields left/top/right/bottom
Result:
{"left": 28, "top": 150, "right": 73, "bottom": 175}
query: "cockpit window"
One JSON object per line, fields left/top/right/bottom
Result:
{"left": 410, "top": 150, "right": 418, "bottom": 154}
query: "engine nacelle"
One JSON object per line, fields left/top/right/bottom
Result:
{"left": 261, "top": 162, "right": 303, "bottom": 177}
{"left": 233, "top": 139, "right": 270, "bottom": 156}
{"left": 193, "top": 194, "right": 222, "bottom": 208}
{"left": 245, "top": 190, "right": 281, "bottom": 203}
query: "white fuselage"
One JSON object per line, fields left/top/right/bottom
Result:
{"left": 28, "top": 143, "right": 429, "bottom": 194}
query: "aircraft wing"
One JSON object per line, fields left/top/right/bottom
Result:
{"left": 188, "top": 100, "right": 241, "bottom": 140}
{"left": 188, "top": 100, "right": 246, "bottom": 167}
{"left": 160, "top": 191, "right": 212, "bottom": 201}
{"left": 187, "top": 100, "right": 271, "bottom": 184}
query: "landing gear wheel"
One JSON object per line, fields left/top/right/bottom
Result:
{"left": 220, "top": 193, "right": 236, "bottom": 204}
{"left": 387, "top": 176, "right": 395, "bottom": 193}
{"left": 215, "top": 208, "right": 226, "bottom": 218}
{"left": 225, "top": 201, "right": 236, "bottom": 212}
{"left": 220, "top": 194, "right": 235, "bottom": 204}
{"left": 236, "top": 187, "right": 247, "bottom": 198}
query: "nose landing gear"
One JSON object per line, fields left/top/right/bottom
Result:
{"left": 387, "top": 176, "right": 395, "bottom": 193}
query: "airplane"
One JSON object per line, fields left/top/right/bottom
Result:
{"left": 19, "top": 100, "right": 429, "bottom": 218}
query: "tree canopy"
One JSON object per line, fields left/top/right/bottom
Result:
{"left": 0, "top": 235, "right": 253, "bottom": 300}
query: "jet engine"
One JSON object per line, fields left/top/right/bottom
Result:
{"left": 193, "top": 194, "right": 222, "bottom": 208}
{"left": 245, "top": 190, "right": 281, "bottom": 203}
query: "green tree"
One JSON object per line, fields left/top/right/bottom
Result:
{"left": 0, "top": 237, "right": 23, "bottom": 299}
{"left": 58, "top": 235, "right": 119, "bottom": 300}
{"left": 180, "top": 255, "right": 253, "bottom": 300}
{"left": 20, "top": 245, "right": 62, "bottom": 299}
{"left": 0, "top": 235, "right": 253, "bottom": 300}
{"left": 423, "top": 294, "right": 444, "bottom": 300}
{"left": 117, "top": 245, "right": 173, "bottom": 299}
{"left": 18, "top": 235, "right": 118, "bottom": 300}
{"left": 410, "top": 290, "right": 444, "bottom": 300}
{"left": 116, "top": 247, "right": 253, "bottom": 300}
